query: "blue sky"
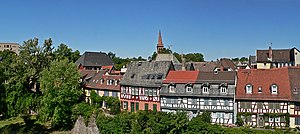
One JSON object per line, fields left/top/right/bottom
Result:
{"left": 1, "top": 0, "right": 300, "bottom": 60}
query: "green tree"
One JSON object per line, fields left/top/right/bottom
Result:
{"left": 39, "top": 59, "right": 82, "bottom": 130}
{"left": 53, "top": 43, "right": 80, "bottom": 63}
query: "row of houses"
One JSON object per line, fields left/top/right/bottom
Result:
{"left": 77, "top": 31, "right": 300, "bottom": 128}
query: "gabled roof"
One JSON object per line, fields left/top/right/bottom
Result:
{"left": 75, "top": 52, "right": 114, "bottom": 67}
{"left": 216, "top": 58, "right": 236, "bottom": 70}
{"left": 120, "top": 61, "right": 174, "bottom": 87}
{"left": 85, "top": 73, "right": 122, "bottom": 91}
{"left": 163, "top": 71, "right": 199, "bottom": 84}
{"left": 155, "top": 54, "right": 180, "bottom": 64}
{"left": 257, "top": 49, "right": 292, "bottom": 62}
{"left": 236, "top": 68, "right": 291, "bottom": 101}
{"left": 192, "top": 61, "right": 218, "bottom": 72}
{"left": 196, "top": 71, "right": 236, "bottom": 84}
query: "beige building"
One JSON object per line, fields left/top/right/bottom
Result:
{"left": 0, "top": 43, "right": 20, "bottom": 55}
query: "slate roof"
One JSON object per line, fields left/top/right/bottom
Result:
{"left": 163, "top": 71, "right": 199, "bottom": 84}
{"left": 192, "top": 62, "right": 218, "bottom": 72}
{"left": 173, "top": 63, "right": 194, "bottom": 71}
{"left": 256, "top": 49, "right": 292, "bottom": 62}
{"left": 196, "top": 71, "right": 236, "bottom": 84}
{"left": 120, "top": 61, "right": 174, "bottom": 87}
{"left": 155, "top": 54, "right": 180, "bottom": 64}
{"left": 236, "top": 68, "right": 291, "bottom": 101}
{"left": 75, "top": 52, "right": 114, "bottom": 67}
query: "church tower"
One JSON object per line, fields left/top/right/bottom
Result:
{"left": 157, "top": 30, "right": 164, "bottom": 53}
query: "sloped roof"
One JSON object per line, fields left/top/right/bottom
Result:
{"left": 163, "top": 71, "right": 199, "bottom": 84}
{"left": 256, "top": 49, "right": 291, "bottom": 62}
{"left": 120, "top": 61, "right": 174, "bottom": 87}
{"left": 173, "top": 63, "right": 194, "bottom": 71}
{"left": 236, "top": 68, "right": 291, "bottom": 101}
{"left": 197, "top": 71, "right": 236, "bottom": 84}
{"left": 249, "top": 55, "right": 256, "bottom": 65}
{"left": 217, "top": 58, "right": 236, "bottom": 70}
{"left": 288, "top": 67, "right": 300, "bottom": 102}
{"left": 75, "top": 52, "right": 114, "bottom": 67}
{"left": 155, "top": 54, "right": 180, "bottom": 64}
{"left": 192, "top": 62, "right": 218, "bottom": 72}
{"left": 85, "top": 73, "right": 122, "bottom": 91}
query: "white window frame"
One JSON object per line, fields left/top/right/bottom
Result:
{"left": 271, "top": 84, "right": 278, "bottom": 94}
{"left": 269, "top": 117, "right": 274, "bottom": 123}
{"left": 246, "top": 84, "right": 252, "bottom": 94}
{"left": 203, "top": 86, "right": 209, "bottom": 94}
{"left": 275, "top": 117, "right": 280, "bottom": 123}
{"left": 186, "top": 86, "right": 193, "bottom": 92}
{"left": 220, "top": 87, "right": 227, "bottom": 94}
{"left": 169, "top": 85, "right": 175, "bottom": 93}
{"left": 258, "top": 87, "right": 262, "bottom": 93}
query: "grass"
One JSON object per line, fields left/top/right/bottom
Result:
{"left": 0, "top": 116, "right": 24, "bottom": 129}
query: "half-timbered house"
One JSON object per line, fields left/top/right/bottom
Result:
{"left": 236, "top": 68, "right": 291, "bottom": 128}
{"left": 160, "top": 71, "right": 236, "bottom": 125}
{"left": 120, "top": 61, "right": 174, "bottom": 112}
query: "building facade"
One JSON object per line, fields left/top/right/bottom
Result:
{"left": 256, "top": 47, "right": 300, "bottom": 69}
{"left": 160, "top": 71, "right": 236, "bottom": 125}
{"left": 0, "top": 43, "right": 20, "bottom": 55}
{"left": 236, "top": 68, "right": 291, "bottom": 128}
{"left": 120, "top": 61, "right": 174, "bottom": 112}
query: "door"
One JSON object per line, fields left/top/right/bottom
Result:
{"left": 257, "top": 114, "right": 264, "bottom": 127}
{"left": 131, "top": 102, "right": 134, "bottom": 112}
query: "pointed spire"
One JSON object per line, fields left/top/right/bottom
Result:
{"left": 157, "top": 30, "right": 163, "bottom": 47}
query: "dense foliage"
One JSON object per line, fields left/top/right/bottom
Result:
{"left": 108, "top": 52, "right": 147, "bottom": 70}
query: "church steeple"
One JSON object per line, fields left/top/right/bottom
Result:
{"left": 157, "top": 30, "right": 164, "bottom": 53}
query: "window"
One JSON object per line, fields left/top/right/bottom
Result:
{"left": 275, "top": 117, "right": 280, "bottom": 123}
{"left": 220, "top": 87, "right": 227, "bottom": 94}
{"left": 123, "top": 101, "right": 128, "bottom": 109}
{"left": 240, "top": 102, "right": 252, "bottom": 109}
{"left": 268, "top": 102, "right": 280, "bottom": 109}
{"left": 100, "top": 79, "right": 104, "bottom": 84}
{"left": 149, "top": 89, "right": 153, "bottom": 96}
{"left": 203, "top": 86, "right": 209, "bottom": 94}
{"left": 186, "top": 86, "right": 193, "bottom": 92}
{"left": 145, "top": 89, "right": 149, "bottom": 96}
{"left": 104, "top": 91, "right": 109, "bottom": 96}
{"left": 134, "top": 87, "right": 139, "bottom": 95}
{"left": 271, "top": 84, "right": 278, "bottom": 94}
{"left": 204, "top": 99, "right": 209, "bottom": 106}
{"left": 269, "top": 117, "right": 274, "bottom": 122}
{"left": 169, "top": 84, "right": 175, "bottom": 93}
{"left": 212, "top": 99, "right": 217, "bottom": 105}
{"left": 115, "top": 80, "right": 118, "bottom": 86}
{"left": 257, "top": 102, "right": 263, "bottom": 109}
{"left": 153, "top": 89, "right": 157, "bottom": 96}
{"left": 246, "top": 84, "right": 252, "bottom": 94}
{"left": 153, "top": 104, "right": 157, "bottom": 111}
{"left": 112, "top": 92, "right": 117, "bottom": 97}
{"left": 136, "top": 102, "right": 139, "bottom": 111}
{"left": 191, "top": 98, "right": 197, "bottom": 105}
{"left": 224, "top": 100, "right": 229, "bottom": 106}
{"left": 258, "top": 87, "right": 262, "bottom": 93}
{"left": 296, "top": 117, "right": 300, "bottom": 125}
{"left": 295, "top": 103, "right": 300, "bottom": 110}
{"left": 145, "top": 103, "right": 149, "bottom": 111}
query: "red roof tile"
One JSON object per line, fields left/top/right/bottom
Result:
{"left": 236, "top": 68, "right": 291, "bottom": 101}
{"left": 163, "top": 71, "right": 199, "bottom": 84}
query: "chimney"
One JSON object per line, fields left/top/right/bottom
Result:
{"left": 181, "top": 54, "right": 186, "bottom": 71}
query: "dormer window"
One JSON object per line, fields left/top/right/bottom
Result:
{"left": 203, "top": 86, "right": 209, "bottom": 94}
{"left": 100, "top": 79, "right": 104, "bottom": 84}
{"left": 258, "top": 87, "right": 262, "bottom": 93}
{"left": 271, "top": 84, "right": 278, "bottom": 94}
{"left": 220, "top": 87, "right": 227, "bottom": 94}
{"left": 219, "top": 83, "right": 228, "bottom": 94}
{"left": 246, "top": 84, "right": 252, "bottom": 94}
{"left": 169, "top": 83, "right": 176, "bottom": 93}
{"left": 186, "top": 84, "right": 193, "bottom": 93}
{"left": 115, "top": 80, "right": 118, "bottom": 86}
